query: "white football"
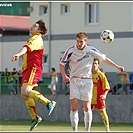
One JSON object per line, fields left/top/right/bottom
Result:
{"left": 100, "top": 30, "right": 114, "bottom": 44}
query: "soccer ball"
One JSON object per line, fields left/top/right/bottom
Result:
{"left": 100, "top": 30, "right": 114, "bottom": 44}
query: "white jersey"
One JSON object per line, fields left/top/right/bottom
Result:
{"left": 60, "top": 44, "right": 106, "bottom": 79}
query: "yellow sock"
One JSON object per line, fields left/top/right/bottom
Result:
{"left": 99, "top": 109, "right": 110, "bottom": 131}
{"left": 29, "top": 90, "right": 50, "bottom": 105}
{"left": 25, "top": 98, "right": 37, "bottom": 120}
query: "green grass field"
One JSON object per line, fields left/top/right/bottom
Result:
{"left": 0, "top": 120, "right": 133, "bottom": 132}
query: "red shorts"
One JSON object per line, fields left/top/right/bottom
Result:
{"left": 91, "top": 99, "right": 106, "bottom": 110}
{"left": 21, "top": 66, "right": 42, "bottom": 87}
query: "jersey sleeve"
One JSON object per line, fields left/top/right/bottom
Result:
{"left": 102, "top": 75, "right": 110, "bottom": 91}
{"left": 60, "top": 48, "right": 72, "bottom": 66}
{"left": 90, "top": 48, "right": 106, "bottom": 61}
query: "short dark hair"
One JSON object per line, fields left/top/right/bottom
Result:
{"left": 13, "top": 68, "right": 16, "bottom": 71}
{"left": 36, "top": 19, "right": 48, "bottom": 35}
{"left": 52, "top": 68, "right": 55, "bottom": 72}
{"left": 94, "top": 58, "right": 100, "bottom": 64}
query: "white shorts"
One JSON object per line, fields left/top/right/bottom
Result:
{"left": 70, "top": 78, "right": 93, "bottom": 102}
{"left": 48, "top": 82, "right": 56, "bottom": 90}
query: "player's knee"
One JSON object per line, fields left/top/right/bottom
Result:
{"left": 21, "top": 90, "right": 30, "bottom": 98}
{"left": 71, "top": 106, "right": 78, "bottom": 112}
{"left": 83, "top": 107, "right": 91, "bottom": 112}
{"left": 21, "top": 94, "right": 29, "bottom": 101}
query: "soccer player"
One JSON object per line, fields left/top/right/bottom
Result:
{"left": 91, "top": 58, "right": 110, "bottom": 132}
{"left": 12, "top": 19, "right": 56, "bottom": 131}
{"left": 59, "top": 32, "right": 124, "bottom": 132}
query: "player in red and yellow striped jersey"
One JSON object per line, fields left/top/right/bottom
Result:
{"left": 12, "top": 20, "right": 56, "bottom": 131}
{"left": 91, "top": 58, "right": 110, "bottom": 132}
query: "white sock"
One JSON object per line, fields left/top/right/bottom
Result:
{"left": 84, "top": 110, "right": 92, "bottom": 132}
{"left": 70, "top": 110, "right": 79, "bottom": 131}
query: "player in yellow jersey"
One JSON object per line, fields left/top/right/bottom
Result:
{"left": 91, "top": 58, "right": 110, "bottom": 132}
{"left": 12, "top": 19, "right": 56, "bottom": 131}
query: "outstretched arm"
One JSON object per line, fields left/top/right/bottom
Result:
{"left": 12, "top": 46, "right": 27, "bottom": 62}
{"left": 103, "top": 57, "right": 125, "bottom": 72}
{"left": 46, "top": 72, "right": 52, "bottom": 76}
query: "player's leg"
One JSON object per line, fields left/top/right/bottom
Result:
{"left": 48, "top": 83, "right": 55, "bottom": 95}
{"left": 25, "top": 97, "right": 37, "bottom": 120}
{"left": 82, "top": 79, "right": 93, "bottom": 132}
{"left": 9, "top": 82, "right": 16, "bottom": 95}
{"left": 83, "top": 101, "right": 92, "bottom": 132}
{"left": 29, "top": 89, "right": 50, "bottom": 104}
{"left": 7, "top": 84, "right": 12, "bottom": 95}
{"left": 21, "top": 86, "right": 42, "bottom": 131}
{"left": 29, "top": 89, "right": 56, "bottom": 115}
{"left": 50, "top": 87, "right": 54, "bottom": 95}
{"left": 52, "top": 84, "right": 56, "bottom": 95}
{"left": 70, "top": 98, "right": 79, "bottom": 132}
{"left": 24, "top": 96, "right": 42, "bottom": 131}
{"left": 21, "top": 85, "right": 56, "bottom": 131}
{"left": 21, "top": 68, "right": 54, "bottom": 131}
{"left": 69, "top": 78, "right": 80, "bottom": 131}
{"left": 22, "top": 68, "right": 56, "bottom": 115}
{"left": 99, "top": 108, "right": 110, "bottom": 132}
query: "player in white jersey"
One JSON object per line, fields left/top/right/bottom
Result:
{"left": 59, "top": 32, "right": 124, "bottom": 132}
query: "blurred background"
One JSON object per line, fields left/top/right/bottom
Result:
{"left": 0, "top": 1, "right": 132, "bottom": 94}
{"left": 0, "top": 1, "right": 133, "bottom": 124}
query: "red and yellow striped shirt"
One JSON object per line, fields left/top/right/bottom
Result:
{"left": 22, "top": 33, "right": 44, "bottom": 70}
{"left": 92, "top": 70, "right": 110, "bottom": 105}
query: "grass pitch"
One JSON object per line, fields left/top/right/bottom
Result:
{"left": 0, "top": 120, "right": 133, "bottom": 132}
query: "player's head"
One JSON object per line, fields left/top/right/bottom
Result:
{"left": 76, "top": 32, "right": 88, "bottom": 50}
{"left": 52, "top": 68, "right": 55, "bottom": 72}
{"left": 5, "top": 68, "right": 8, "bottom": 72}
{"left": 92, "top": 58, "right": 100, "bottom": 73}
{"left": 30, "top": 19, "right": 48, "bottom": 36}
{"left": 36, "top": 19, "right": 48, "bottom": 35}
{"left": 13, "top": 68, "right": 16, "bottom": 71}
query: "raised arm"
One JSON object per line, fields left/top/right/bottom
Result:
{"left": 12, "top": 46, "right": 27, "bottom": 62}
{"left": 103, "top": 57, "right": 125, "bottom": 72}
